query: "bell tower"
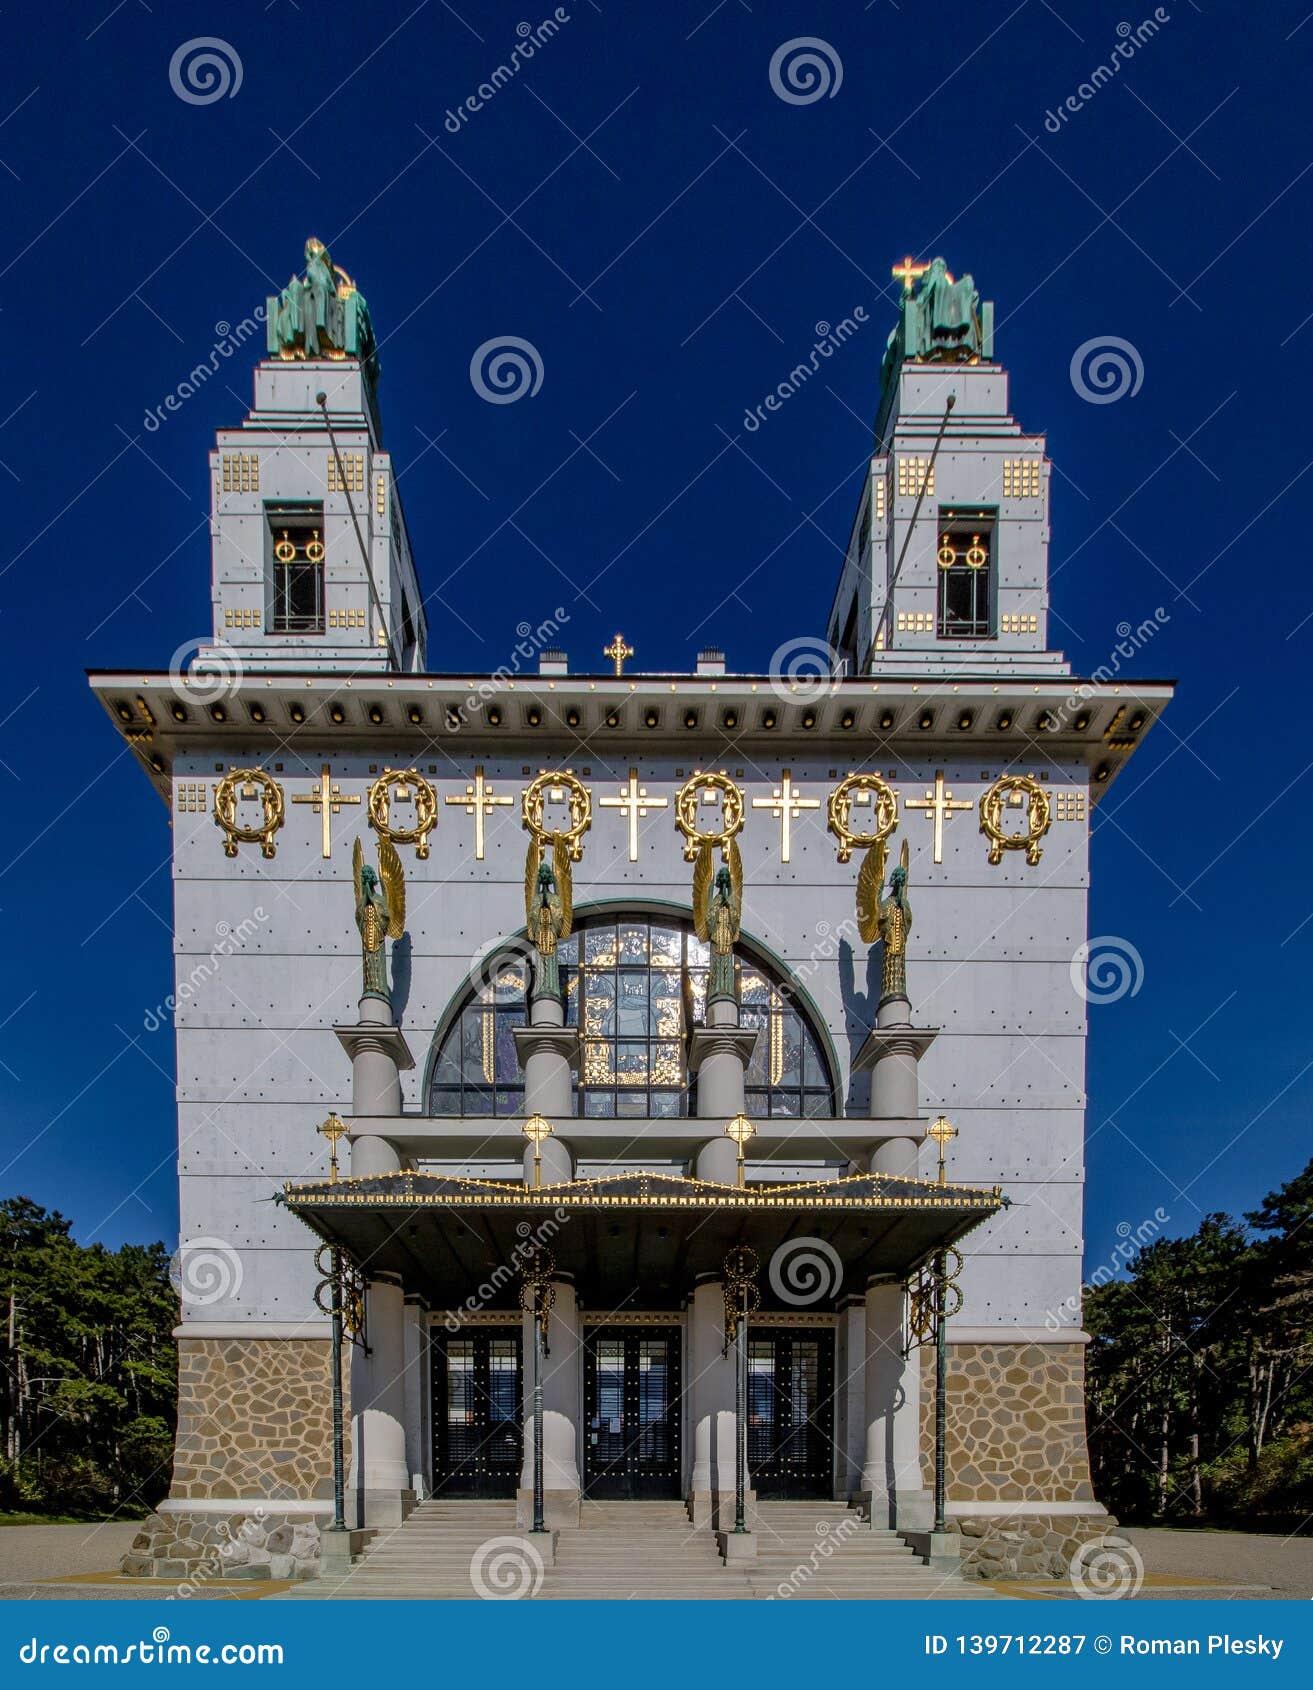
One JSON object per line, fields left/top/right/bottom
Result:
{"left": 201, "top": 237, "right": 427, "bottom": 675}
{"left": 828, "top": 257, "right": 1067, "bottom": 679}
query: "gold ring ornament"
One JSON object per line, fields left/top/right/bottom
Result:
{"left": 305, "top": 531, "right": 325, "bottom": 564}
{"left": 937, "top": 535, "right": 956, "bottom": 569}
{"left": 965, "top": 534, "right": 988, "bottom": 569}
{"left": 979, "top": 774, "right": 1052, "bottom": 866}
{"left": 213, "top": 768, "right": 284, "bottom": 859}
{"left": 722, "top": 1244, "right": 761, "bottom": 1345}
{"left": 906, "top": 1247, "right": 964, "bottom": 1349}
{"left": 674, "top": 770, "right": 745, "bottom": 862}
{"left": 521, "top": 771, "right": 592, "bottom": 862}
{"left": 368, "top": 768, "right": 438, "bottom": 859}
{"left": 827, "top": 772, "right": 898, "bottom": 864}
{"left": 273, "top": 531, "right": 296, "bottom": 564}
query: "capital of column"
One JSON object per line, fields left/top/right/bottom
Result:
{"left": 511, "top": 1024, "right": 583, "bottom": 1072}
{"left": 851, "top": 1025, "right": 938, "bottom": 1073}
{"left": 687, "top": 1026, "right": 761, "bottom": 1073}
{"left": 334, "top": 1021, "right": 415, "bottom": 1070}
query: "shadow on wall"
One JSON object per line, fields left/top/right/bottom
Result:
{"left": 390, "top": 933, "right": 412, "bottom": 1025}
{"left": 837, "top": 938, "right": 877, "bottom": 1115}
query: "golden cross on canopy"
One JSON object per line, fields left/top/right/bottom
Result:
{"left": 906, "top": 770, "right": 971, "bottom": 863}
{"left": 603, "top": 632, "right": 634, "bottom": 675}
{"left": 292, "top": 763, "right": 360, "bottom": 858}
{"left": 444, "top": 764, "right": 512, "bottom": 860}
{"left": 751, "top": 769, "right": 820, "bottom": 863}
{"left": 892, "top": 255, "right": 929, "bottom": 293}
{"left": 318, "top": 1111, "right": 349, "bottom": 1184}
{"left": 928, "top": 1114, "right": 958, "bottom": 1185}
{"left": 600, "top": 766, "right": 669, "bottom": 861}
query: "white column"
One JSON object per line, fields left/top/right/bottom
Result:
{"left": 349, "top": 1274, "right": 414, "bottom": 1525}
{"left": 687, "top": 1278, "right": 749, "bottom": 1528}
{"left": 859, "top": 1276, "right": 931, "bottom": 1530}
{"left": 517, "top": 1278, "right": 583, "bottom": 1528}
{"left": 402, "top": 1298, "right": 429, "bottom": 1499}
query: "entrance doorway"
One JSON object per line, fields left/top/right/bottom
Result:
{"left": 583, "top": 1326, "right": 681, "bottom": 1498}
{"left": 430, "top": 1327, "right": 521, "bottom": 1497}
{"left": 748, "top": 1328, "right": 835, "bottom": 1497}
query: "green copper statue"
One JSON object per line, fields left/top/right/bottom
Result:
{"left": 880, "top": 256, "right": 993, "bottom": 399}
{"left": 858, "top": 837, "right": 912, "bottom": 1006}
{"left": 693, "top": 838, "right": 743, "bottom": 1006}
{"left": 524, "top": 837, "right": 573, "bottom": 1002}
{"left": 352, "top": 834, "right": 405, "bottom": 1004}
{"left": 267, "top": 237, "right": 379, "bottom": 385}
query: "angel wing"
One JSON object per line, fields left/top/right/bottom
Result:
{"left": 352, "top": 837, "right": 365, "bottom": 920}
{"left": 552, "top": 838, "right": 573, "bottom": 941}
{"left": 692, "top": 839, "right": 714, "bottom": 942}
{"left": 524, "top": 834, "right": 544, "bottom": 927}
{"left": 726, "top": 836, "right": 743, "bottom": 934}
{"left": 856, "top": 838, "right": 887, "bottom": 944}
{"left": 377, "top": 833, "right": 406, "bottom": 940}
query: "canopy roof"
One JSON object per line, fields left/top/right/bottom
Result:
{"left": 280, "top": 1168, "right": 1005, "bottom": 1314}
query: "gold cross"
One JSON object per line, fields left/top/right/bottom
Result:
{"left": 603, "top": 632, "right": 633, "bottom": 675}
{"left": 600, "top": 766, "right": 669, "bottom": 861}
{"left": 751, "top": 770, "right": 820, "bottom": 863}
{"left": 892, "top": 255, "right": 929, "bottom": 293}
{"left": 293, "top": 763, "right": 360, "bottom": 858}
{"left": 444, "top": 764, "right": 512, "bottom": 860}
{"left": 927, "top": 1114, "right": 958, "bottom": 1186}
{"left": 906, "top": 771, "right": 971, "bottom": 864}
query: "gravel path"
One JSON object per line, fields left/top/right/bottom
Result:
{"left": 1120, "top": 1527, "right": 1313, "bottom": 1601}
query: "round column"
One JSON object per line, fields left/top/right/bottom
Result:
{"left": 686, "top": 1277, "right": 750, "bottom": 1528}
{"left": 517, "top": 1277, "right": 582, "bottom": 1528}
{"left": 348, "top": 1273, "right": 412, "bottom": 1525}
{"left": 859, "top": 1275, "right": 931, "bottom": 1531}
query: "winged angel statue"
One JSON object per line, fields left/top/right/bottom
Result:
{"left": 525, "top": 835, "right": 573, "bottom": 1001}
{"left": 858, "top": 836, "right": 912, "bottom": 1005}
{"left": 353, "top": 833, "right": 406, "bottom": 1004}
{"left": 693, "top": 836, "right": 743, "bottom": 1006}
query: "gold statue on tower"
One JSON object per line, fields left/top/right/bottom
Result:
{"left": 858, "top": 837, "right": 912, "bottom": 1006}
{"left": 352, "top": 834, "right": 405, "bottom": 1004}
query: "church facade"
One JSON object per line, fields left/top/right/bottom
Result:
{"left": 90, "top": 246, "right": 1170, "bottom": 1589}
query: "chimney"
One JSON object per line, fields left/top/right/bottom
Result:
{"left": 696, "top": 646, "right": 726, "bottom": 677}
{"left": 539, "top": 649, "right": 569, "bottom": 676}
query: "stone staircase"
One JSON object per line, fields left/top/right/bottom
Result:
{"left": 284, "top": 1497, "right": 1003, "bottom": 1600}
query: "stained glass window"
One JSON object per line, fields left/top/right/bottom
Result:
{"left": 426, "top": 916, "right": 835, "bottom": 1118}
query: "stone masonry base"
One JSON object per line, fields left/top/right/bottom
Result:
{"left": 122, "top": 1510, "right": 324, "bottom": 1583}
{"left": 951, "top": 1514, "right": 1113, "bottom": 1581}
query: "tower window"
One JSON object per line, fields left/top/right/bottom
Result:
{"left": 936, "top": 510, "right": 995, "bottom": 640}
{"left": 268, "top": 504, "right": 325, "bottom": 634}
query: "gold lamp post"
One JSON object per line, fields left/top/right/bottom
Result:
{"left": 928, "top": 1114, "right": 957, "bottom": 1185}
{"left": 318, "top": 1111, "right": 349, "bottom": 1184}
{"left": 724, "top": 1113, "right": 756, "bottom": 1188}
{"left": 522, "top": 1114, "right": 554, "bottom": 1188}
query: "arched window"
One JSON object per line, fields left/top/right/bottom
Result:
{"left": 426, "top": 913, "right": 836, "bottom": 1120}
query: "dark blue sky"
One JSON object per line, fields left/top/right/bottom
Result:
{"left": 2, "top": 0, "right": 1307, "bottom": 1274}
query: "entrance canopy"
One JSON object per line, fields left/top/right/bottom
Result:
{"left": 280, "top": 1168, "right": 1005, "bottom": 1313}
